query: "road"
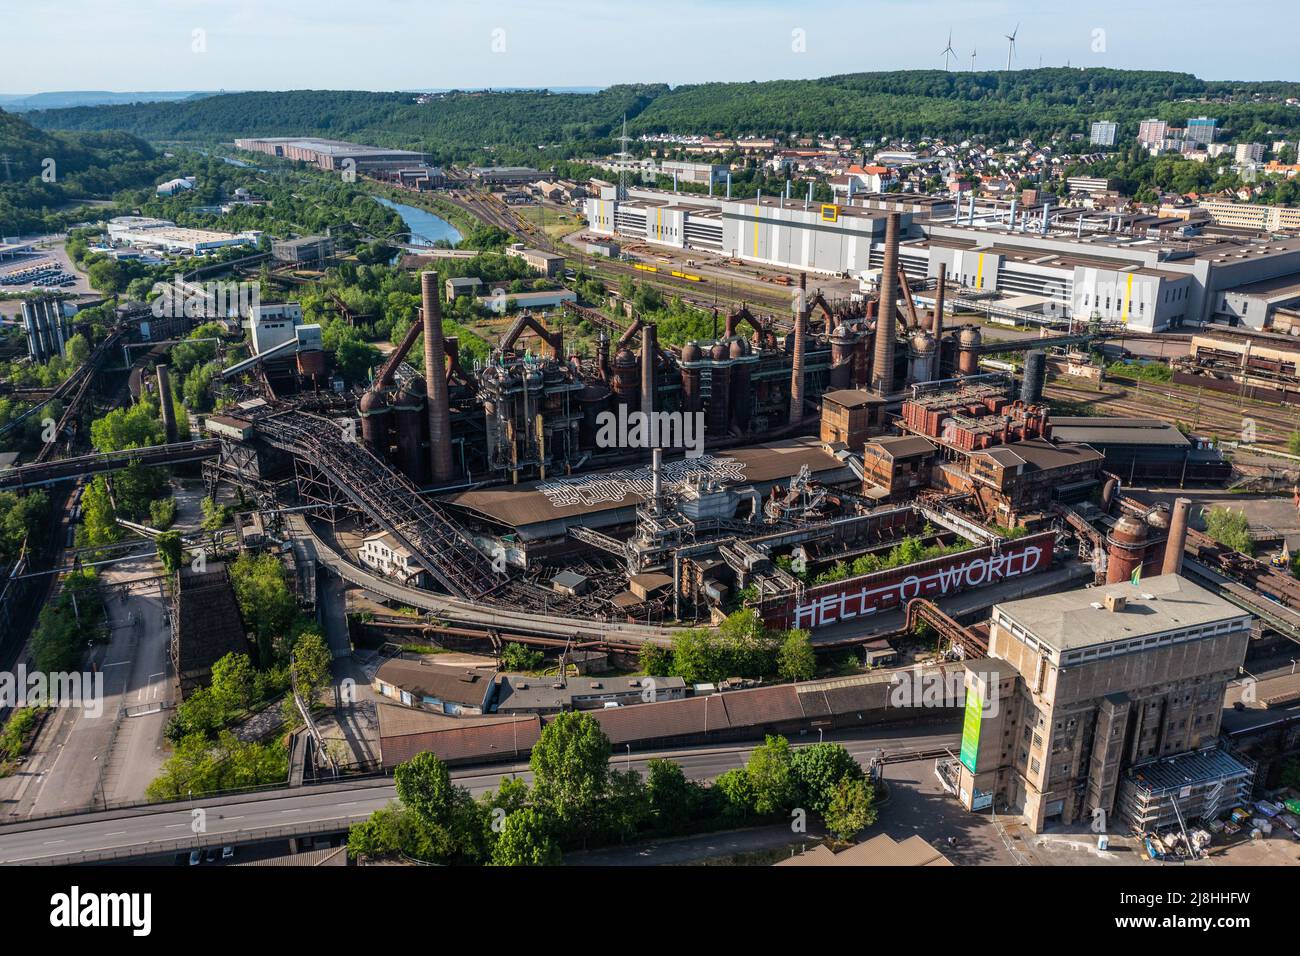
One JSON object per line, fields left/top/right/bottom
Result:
{"left": 0, "top": 725, "right": 957, "bottom": 864}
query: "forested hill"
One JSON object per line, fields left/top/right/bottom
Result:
{"left": 0, "top": 108, "right": 161, "bottom": 234}
{"left": 24, "top": 69, "right": 1300, "bottom": 161}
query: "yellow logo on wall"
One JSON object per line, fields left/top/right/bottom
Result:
{"left": 820, "top": 204, "right": 839, "bottom": 222}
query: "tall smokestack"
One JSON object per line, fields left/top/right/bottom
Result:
{"left": 1162, "top": 497, "right": 1191, "bottom": 576}
{"left": 872, "top": 213, "right": 900, "bottom": 395}
{"left": 156, "top": 364, "right": 178, "bottom": 443}
{"left": 640, "top": 323, "right": 657, "bottom": 420}
{"left": 789, "top": 274, "right": 808, "bottom": 424}
{"left": 932, "top": 263, "right": 947, "bottom": 337}
{"left": 1041, "top": 198, "right": 1052, "bottom": 235}
{"left": 1007, "top": 199, "right": 1017, "bottom": 231}
{"left": 651, "top": 447, "right": 663, "bottom": 504}
{"left": 726, "top": 172, "right": 732, "bottom": 199}
{"left": 421, "top": 272, "right": 454, "bottom": 483}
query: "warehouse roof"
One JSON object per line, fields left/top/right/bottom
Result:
{"left": 993, "top": 573, "right": 1247, "bottom": 654}
{"left": 866, "top": 436, "right": 937, "bottom": 459}
{"left": 822, "top": 389, "right": 887, "bottom": 409}
{"left": 1050, "top": 417, "right": 1191, "bottom": 448}
{"left": 442, "top": 437, "right": 852, "bottom": 530}
{"left": 374, "top": 658, "right": 493, "bottom": 707}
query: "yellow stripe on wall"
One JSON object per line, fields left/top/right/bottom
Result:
{"left": 975, "top": 253, "right": 985, "bottom": 288}
{"left": 1121, "top": 273, "right": 1133, "bottom": 323}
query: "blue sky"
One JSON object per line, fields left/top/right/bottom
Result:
{"left": 1, "top": 0, "right": 1295, "bottom": 93}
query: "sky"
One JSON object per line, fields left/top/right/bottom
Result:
{"left": 1, "top": 0, "right": 1296, "bottom": 94}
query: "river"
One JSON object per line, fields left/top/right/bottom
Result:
{"left": 374, "top": 196, "right": 462, "bottom": 247}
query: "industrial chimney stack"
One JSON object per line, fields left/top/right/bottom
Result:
{"left": 789, "top": 274, "right": 808, "bottom": 424}
{"left": 421, "top": 272, "right": 454, "bottom": 483}
{"left": 872, "top": 213, "right": 900, "bottom": 395}
{"left": 932, "top": 262, "right": 947, "bottom": 337}
{"left": 640, "top": 322, "right": 657, "bottom": 420}
{"left": 1162, "top": 497, "right": 1192, "bottom": 576}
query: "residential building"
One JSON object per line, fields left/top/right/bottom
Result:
{"left": 1089, "top": 121, "right": 1118, "bottom": 147}
{"left": 1236, "top": 143, "right": 1266, "bottom": 164}
{"left": 1186, "top": 117, "right": 1219, "bottom": 145}
{"left": 1197, "top": 197, "right": 1300, "bottom": 232}
{"left": 1137, "top": 119, "right": 1169, "bottom": 147}
{"left": 358, "top": 531, "right": 427, "bottom": 586}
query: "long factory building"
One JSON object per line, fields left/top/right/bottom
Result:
{"left": 586, "top": 185, "right": 1300, "bottom": 333}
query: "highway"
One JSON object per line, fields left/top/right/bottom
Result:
{"left": 0, "top": 726, "right": 957, "bottom": 864}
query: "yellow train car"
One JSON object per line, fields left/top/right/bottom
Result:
{"left": 634, "top": 263, "right": 659, "bottom": 273}
{"left": 670, "top": 271, "right": 705, "bottom": 282}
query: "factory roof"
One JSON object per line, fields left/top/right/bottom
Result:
{"left": 442, "top": 437, "right": 851, "bottom": 530}
{"left": 822, "top": 388, "right": 887, "bottom": 408}
{"left": 974, "top": 437, "right": 1104, "bottom": 473}
{"left": 865, "top": 435, "right": 937, "bottom": 460}
{"left": 495, "top": 675, "right": 686, "bottom": 713}
{"left": 993, "top": 573, "right": 1248, "bottom": 655}
{"left": 1222, "top": 272, "right": 1300, "bottom": 301}
{"left": 374, "top": 658, "right": 493, "bottom": 707}
{"left": 1123, "top": 747, "right": 1253, "bottom": 796}
{"left": 1050, "top": 417, "right": 1191, "bottom": 448}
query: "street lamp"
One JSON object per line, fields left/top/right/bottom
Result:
{"left": 626, "top": 744, "right": 632, "bottom": 772}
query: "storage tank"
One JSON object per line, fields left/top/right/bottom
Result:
{"left": 392, "top": 378, "right": 428, "bottom": 485}
{"left": 1105, "top": 514, "right": 1149, "bottom": 585}
{"left": 957, "top": 325, "right": 983, "bottom": 376}
{"left": 680, "top": 341, "right": 703, "bottom": 413}
{"left": 612, "top": 347, "right": 639, "bottom": 410}
{"left": 358, "top": 388, "right": 392, "bottom": 459}
{"left": 908, "top": 329, "right": 937, "bottom": 384}
{"left": 1021, "top": 350, "right": 1047, "bottom": 405}
{"left": 829, "top": 323, "right": 855, "bottom": 390}
{"left": 578, "top": 380, "right": 612, "bottom": 448}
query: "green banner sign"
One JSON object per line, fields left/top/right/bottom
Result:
{"left": 959, "top": 686, "right": 982, "bottom": 773}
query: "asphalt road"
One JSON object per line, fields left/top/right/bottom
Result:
{"left": 0, "top": 725, "right": 957, "bottom": 864}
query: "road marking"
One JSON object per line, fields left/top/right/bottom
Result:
{"left": 43, "top": 840, "right": 66, "bottom": 845}
{"left": 104, "top": 830, "right": 127, "bottom": 836}
{"left": 164, "top": 823, "right": 184, "bottom": 829}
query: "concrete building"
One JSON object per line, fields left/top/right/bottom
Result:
{"left": 249, "top": 302, "right": 304, "bottom": 354}
{"left": 107, "top": 216, "right": 257, "bottom": 255}
{"left": 505, "top": 244, "right": 566, "bottom": 277}
{"left": 1197, "top": 197, "right": 1300, "bottom": 233}
{"left": 589, "top": 185, "right": 1300, "bottom": 331}
{"left": 156, "top": 176, "right": 196, "bottom": 196}
{"left": 955, "top": 574, "right": 1253, "bottom": 832}
{"left": 272, "top": 235, "right": 334, "bottom": 264}
{"left": 445, "top": 276, "right": 483, "bottom": 301}
{"left": 234, "top": 137, "right": 429, "bottom": 171}
{"left": 475, "top": 288, "right": 576, "bottom": 312}
{"left": 1090, "top": 121, "right": 1118, "bottom": 147}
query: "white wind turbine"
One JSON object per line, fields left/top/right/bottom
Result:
{"left": 1005, "top": 23, "right": 1019, "bottom": 71}
{"left": 940, "top": 31, "right": 957, "bottom": 71}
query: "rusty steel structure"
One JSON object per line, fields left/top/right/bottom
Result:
{"left": 904, "top": 597, "right": 987, "bottom": 659}
{"left": 421, "top": 272, "right": 455, "bottom": 484}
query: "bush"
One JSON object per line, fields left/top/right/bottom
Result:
{"left": 500, "top": 642, "right": 544, "bottom": 672}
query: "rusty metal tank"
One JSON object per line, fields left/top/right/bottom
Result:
{"left": 392, "top": 377, "right": 428, "bottom": 484}
{"left": 1105, "top": 513, "right": 1149, "bottom": 584}
{"left": 358, "top": 388, "right": 391, "bottom": 459}
{"left": 908, "top": 329, "right": 937, "bottom": 384}
{"left": 830, "top": 323, "right": 856, "bottom": 391}
{"left": 957, "top": 325, "right": 983, "bottom": 376}
{"left": 680, "top": 341, "right": 703, "bottom": 413}
{"left": 612, "top": 347, "right": 639, "bottom": 410}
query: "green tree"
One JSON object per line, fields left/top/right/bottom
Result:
{"left": 491, "top": 809, "right": 561, "bottom": 866}
{"left": 500, "top": 641, "right": 544, "bottom": 671}
{"left": 745, "top": 735, "right": 797, "bottom": 816}
{"left": 209, "top": 652, "right": 256, "bottom": 714}
{"left": 1204, "top": 506, "right": 1254, "bottom": 556}
{"left": 822, "top": 776, "right": 877, "bottom": 840}
{"left": 712, "top": 767, "right": 756, "bottom": 822}
{"left": 790, "top": 743, "right": 864, "bottom": 813}
{"left": 638, "top": 641, "right": 673, "bottom": 676}
{"left": 529, "top": 711, "right": 611, "bottom": 835}
{"left": 777, "top": 629, "right": 816, "bottom": 682}
{"left": 394, "top": 751, "right": 457, "bottom": 828}
{"left": 155, "top": 530, "right": 182, "bottom": 575}
{"left": 292, "top": 629, "right": 333, "bottom": 701}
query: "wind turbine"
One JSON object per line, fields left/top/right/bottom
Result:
{"left": 970, "top": 48, "right": 977, "bottom": 71}
{"left": 940, "top": 31, "right": 956, "bottom": 71}
{"left": 1005, "top": 23, "right": 1019, "bottom": 71}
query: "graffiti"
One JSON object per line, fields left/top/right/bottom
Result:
{"left": 538, "top": 454, "right": 746, "bottom": 509}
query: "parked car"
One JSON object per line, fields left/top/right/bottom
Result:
{"left": 188, "top": 849, "right": 201, "bottom": 866}
{"left": 221, "top": 846, "right": 235, "bottom": 860}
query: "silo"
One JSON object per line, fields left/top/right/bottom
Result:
{"left": 1105, "top": 514, "right": 1149, "bottom": 585}
{"left": 392, "top": 377, "right": 428, "bottom": 484}
{"left": 829, "top": 323, "right": 855, "bottom": 390}
{"left": 1021, "top": 350, "right": 1046, "bottom": 405}
{"left": 612, "top": 347, "right": 640, "bottom": 411}
{"left": 908, "top": 330, "right": 937, "bottom": 384}
{"left": 359, "top": 388, "right": 391, "bottom": 459}
{"left": 680, "top": 342, "right": 703, "bottom": 413}
{"left": 957, "top": 325, "right": 983, "bottom": 376}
